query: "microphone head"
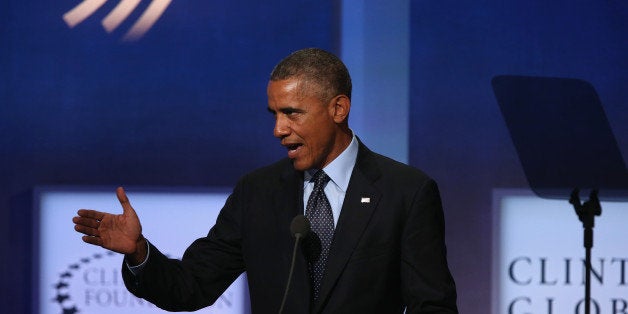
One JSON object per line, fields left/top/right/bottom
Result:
{"left": 290, "top": 215, "right": 311, "bottom": 239}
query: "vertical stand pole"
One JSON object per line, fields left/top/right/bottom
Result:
{"left": 584, "top": 227, "right": 592, "bottom": 314}
{"left": 570, "top": 189, "right": 601, "bottom": 314}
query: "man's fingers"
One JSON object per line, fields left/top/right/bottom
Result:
{"left": 116, "top": 186, "right": 135, "bottom": 215}
{"left": 75, "top": 224, "right": 100, "bottom": 237}
{"left": 73, "top": 216, "right": 100, "bottom": 229}
{"left": 82, "top": 235, "right": 103, "bottom": 247}
{"left": 77, "top": 209, "right": 106, "bottom": 220}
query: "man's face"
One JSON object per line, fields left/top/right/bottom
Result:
{"left": 267, "top": 78, "right": 340, "bottom": 171}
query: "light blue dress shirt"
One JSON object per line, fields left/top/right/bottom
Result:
{"left": 303, "top": 133, "right": 359, "bottom": 227}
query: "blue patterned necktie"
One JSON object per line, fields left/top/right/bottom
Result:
{"left": 305, "top": 170, "right": 334, "bottom": 300}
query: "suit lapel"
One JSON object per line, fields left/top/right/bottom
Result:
{"left": 273, "top": 162, "right": 313, "bottom": 312}
{"left": 273, "top": 163, "right": 303, "bottom": 239}
{"left": 314, "top": 143, "right": 382, "bottom": 312}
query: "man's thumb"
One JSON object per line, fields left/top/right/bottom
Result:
{"left": 116, "top": 186, "right": 134, "bottom": 215}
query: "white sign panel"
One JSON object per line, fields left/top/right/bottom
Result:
{"left": 36, "top": 187, "right": 249, "bottom": 314}
{"left": 493, "top": 190, "right": 628, "bottom": 314}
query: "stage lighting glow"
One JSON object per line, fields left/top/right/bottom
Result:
{"left": 102, "top": 0, "right": 142, "bottom": 33}
{"left": 122, "top": 0, "right": 172, "bottom": 42}
{"left": 63, "top": 0, "right": 108, "bottom": 28}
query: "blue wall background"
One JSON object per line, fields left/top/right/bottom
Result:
{"left": 1, "top": 0, "right": 627, "bottom": 313}
{"left": 410, "top": 2, "right": 627, "bottom": 311}
{"left": 1, "top": 1, "right": 338, "bottom": 312}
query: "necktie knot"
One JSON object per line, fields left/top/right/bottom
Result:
{"left": 311, "top": 170, "right": 330, "bottom": 189}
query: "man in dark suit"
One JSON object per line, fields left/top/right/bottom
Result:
{"left": 73, "top": 48, "right": 458, "bottom": 313}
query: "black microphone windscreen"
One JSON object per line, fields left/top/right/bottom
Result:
{"left": 290, "top": 215, "right": 310, "bottom": 238}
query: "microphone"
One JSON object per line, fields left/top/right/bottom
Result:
{"left": 278, "top": 215, "right": 311, "bottom": 314}
{"left": 290, "top": 214, "right": 311, "bottom": 239}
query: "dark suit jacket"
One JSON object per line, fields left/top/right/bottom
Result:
{"left": 122, "top": 142, "right": 458, "bottom": 313}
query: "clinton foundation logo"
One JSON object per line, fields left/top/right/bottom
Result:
{"left": 62, "top": 0, "right": 173, "bottom": 41}
{"left": 50, "top": 250, "right": 237, "bottom": 314}
{"left": 51, "top": 250, "right": 157, "bottom": 314}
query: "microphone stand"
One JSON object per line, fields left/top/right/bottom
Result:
{"left": 569, "top": 189, "right": 601, "bottom": 314}
{"left": 278, "top": 233, "right": 303, "bottom": 314}
{"left": 279, "top": 215, "right": 310, "bottom": 314}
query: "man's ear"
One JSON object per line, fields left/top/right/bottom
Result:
{"left": 331, "top": 95, "right": 351, "bottom": 123}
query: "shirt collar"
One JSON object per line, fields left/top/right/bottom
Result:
{"left": 304, "top": 132, "right": 358, "bottom": 192}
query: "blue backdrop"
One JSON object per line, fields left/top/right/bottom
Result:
{"left": 410, "top": 1, "right": 627, "bottom": 311}
{"left": 2, "top": 0, "right": 627, "bottom": 313}
{"left": 1, "top": 1, "right": 338, "bottom": 312}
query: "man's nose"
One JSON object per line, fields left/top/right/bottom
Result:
{"left": 273, "top": 116, "right": 290, "bottom": 138}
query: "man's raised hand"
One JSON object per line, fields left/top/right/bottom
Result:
{"left": 73, "top": 187, "right": 147, "bottom": 263}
